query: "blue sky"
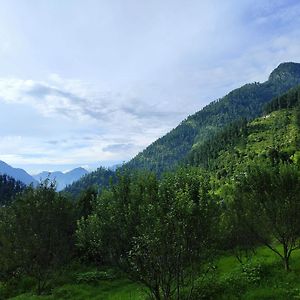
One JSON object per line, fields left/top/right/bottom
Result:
{"left": 0, "top": 0, "right": 300, "bottom": 174}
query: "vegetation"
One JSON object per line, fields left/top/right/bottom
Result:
{"left": 64, "top": 167, "right": 115, "bottom": 198}
{"left": 0, "top": 181, "right": 75, "bottom": 295}
{"left": 65, "top": 62, "right": 300, "bottom": 195}
{"left": 231, "top": 163, "right": 300, "bottom": 271}
{"left": 0, "top": 174, "right": 25, "bottom": 206}
{"left": 3, "top": 64, "right": 300, "bottom": 299}
{"left": 77, "top": 169, "right": 218, "bottom": 299}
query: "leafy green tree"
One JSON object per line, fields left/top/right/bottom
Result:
{"left": 128, "top": 168, "right": 219, "bottom": 299}
{"left": 0, "top": 174, "right": 25, "bottom": 206}
{"left": 76, "top": 186, "right": 98, "bottom": 219}
{"left": 0, "top": 180, "right": 75, "bottom": 294}
{"left": 77, "top": 168, "right": 219, "bottom": 299}
{"left": 76, "top": 172, "right": 158, "bottom": 265}
{"left": 232, "top": 163, "right": 300, "bottom": 271}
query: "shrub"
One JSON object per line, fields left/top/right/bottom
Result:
{"left": 75, "top": 270, "right": 116, "bottom": 284}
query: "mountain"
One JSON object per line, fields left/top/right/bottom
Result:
{"left": 33, "top": 167, "right": 88, "bottom": 191}
{"left": 187, "top": 83, "right": 300, "bottom": 180}
{"left": 65, "top": 62, "right": 300, "bottom": 195}
{"left": 0, "top": 160, "right": 38, "bottom": 186}
{"left": 125, "top": 62, "right": 300, "bottom": 174}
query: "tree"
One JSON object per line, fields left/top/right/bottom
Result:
{"left": 0, "top": 180, "right": 75, "bottom": 294}
{"left": 219, "top": 184, "right": 258, "bottom": 264}
{"left": 232, "top": 163, "right": 300, "bottom": 271}
{"left": 76, "top": 186, "right": 98, "bottom": 219}
{"left": 77, "top": 168, "right": 219, "bottom": 299}
{"left": 0, "top": 174, "right": 25, "bottom": 206}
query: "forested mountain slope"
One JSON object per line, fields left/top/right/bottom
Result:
{"left": 65, "top": 62, "right": 300, "bottom": 195}
{"left": 187, "top": 84, "right": 300, "bottom": 180}
{"left": 125, "top": 62, "right": 300, "bottom": 174}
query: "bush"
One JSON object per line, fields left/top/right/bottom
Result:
{"left": 241, "top": 262, "right": 263, "bottom": 285}
{"left": 75, "top": 270, "right": 116, "bottom": 284}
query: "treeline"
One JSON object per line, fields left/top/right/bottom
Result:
{"left": 264, "top": 84, "right": 300, "bottom": 114}
{"left": 2, "top": 159, "right": 300, "bottom": 298}
{"left": 64, "top": 167, "right": 115, "bottom": 198}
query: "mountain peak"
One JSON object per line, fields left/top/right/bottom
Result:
{"left": 268, "top": 62, "right": 300, "bottom": 82}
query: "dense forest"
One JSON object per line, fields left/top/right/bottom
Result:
{"left": 3, "top": 64, "right": 300, "bottom": 299}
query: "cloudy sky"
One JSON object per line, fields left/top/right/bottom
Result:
{"left": 0, "top": 0, "right": 300, "bottom": 174}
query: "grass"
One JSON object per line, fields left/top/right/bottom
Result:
{"left": 3, "top": 265, "right": 147, "bottom": 300}
{"left": 5, "top": 245, "right": 300, "bottom": 299}
{"left": 9, "top": 279, "right": 145, "bottom": 300}
{"left": 213, "top": 245, "right": 300, "bottom": 299}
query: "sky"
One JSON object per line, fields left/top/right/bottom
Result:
{"left": 0, "top": 0, "right": 300, "bottom": 174}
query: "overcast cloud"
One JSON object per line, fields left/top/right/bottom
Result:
{"left": 0, "top": 0, "right": 300, "bottom": 173}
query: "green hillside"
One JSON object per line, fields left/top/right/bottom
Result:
{"left": 187, "top": 84, "right": 300, "bottom": 181}
{"left": 125, "top": 62, "right": 300, "bottom": 174}
{"left": 65, "top": 63, "right": 300, "bottom": 195}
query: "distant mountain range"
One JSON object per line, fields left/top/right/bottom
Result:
{"left": 33, "top": 167, "right": 89, "bottom": 191}
{"left": 0, "top": 160, "right": 38, "bottom": 186}
{"left": 0, "top": 160, "right": 89, "bottom": 191}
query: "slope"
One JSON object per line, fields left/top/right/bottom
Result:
{"left": 65, "top": 62, "right": 300, "bottom": 195}
{"left": 187, "top": 84, "right": 300, "bottom": 180}
{"left": 125, "top": 62, "right": 300, "bottom": 174}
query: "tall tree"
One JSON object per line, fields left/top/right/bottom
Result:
{"left": 77, "top": 168, "right": 219, "bottom": 299}
{"left": 0, "top": 180, "right": 75, "bottom": 294}
{"left": 232, "top": 163, "right": 300, "bottom": 271}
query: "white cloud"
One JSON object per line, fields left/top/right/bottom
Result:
{"left": 0, "top": 0, "right": 300, "bottom": 172}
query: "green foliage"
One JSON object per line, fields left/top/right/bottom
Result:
{"left": 4, "top": 64, "right": 300, "bottom": 299}
{"left": 76, "top": 168, "right": 219, "bottom": 299}
{"left": 75, "top": 270, "right": 116, "bottom": 284}
{"left": 0, "top": 174, "right": 25, "bottom": 206}
{"left": 188, "top": 107, "right": 300, "bottom": 184}
{"left": 66, "top": 63, "right": 300, "bottom": 194}
{"left": 0, "top": 180, "right": 76, "bottom": 295}
{"left": 187, "top": 118, "right": 248, "bottom": 169}
{"left": 231, "top": 163, "right": 300, "bottom": 271}
{"left": 264, "top": 84, "right": 300, "bottom": 114}
{"left": 64, "top": 167, "right": 115, "bottom": 198}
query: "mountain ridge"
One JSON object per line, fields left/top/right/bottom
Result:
{"left": 33, "top": 167, "right": 89, "bottom": 191}
{"left": 65, "top": 62, "right": 300, "bottom": 195}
